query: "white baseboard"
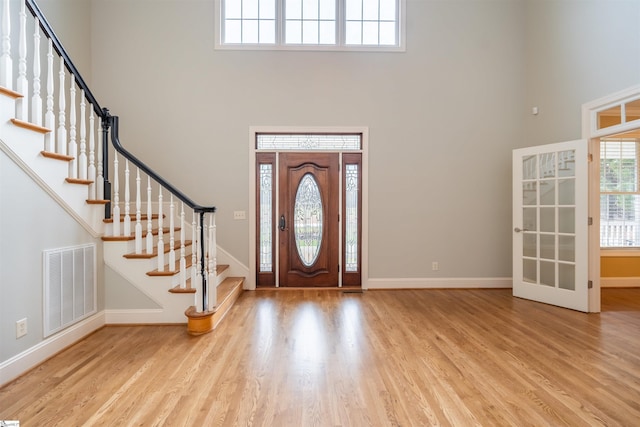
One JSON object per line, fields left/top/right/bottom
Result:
{"left": 0, "top": 311, "right": 105, "bottom": 388}
{"left": 366, "top": 277, "right": 512, "bottom": 290}
{"left": 601, "top": 277, "right": 640, "bottom": 288}
{"left": 104, "top": 309, "right": 186, "bottom": 324}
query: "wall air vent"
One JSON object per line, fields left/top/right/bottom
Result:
{"left": 43, "top": 244, "right": 97, "bottom": 337}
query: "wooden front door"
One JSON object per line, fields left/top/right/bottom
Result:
{"left": 279, "top": 153, "right": 339, "bottom": 287}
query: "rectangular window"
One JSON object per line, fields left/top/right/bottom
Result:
{"left": 223, "top": 0, "right": 276, "bottom": 44}
{"left": 218, "top": 0, "right": 404, "bottom": 50}
{"left": 600, "top": 139, "right": 640, "bottom": 247}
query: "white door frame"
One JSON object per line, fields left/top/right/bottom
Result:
{"left": 582, "top": 84, "right": 640, "bottom": 312}
{"left": 247, "top": 126, "right": 369, "bottom": 290}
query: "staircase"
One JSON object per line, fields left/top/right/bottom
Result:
{"left": 0, "top": 0, "right": 244, "bottom": 328}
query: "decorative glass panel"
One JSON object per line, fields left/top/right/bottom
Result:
{"left": 345, "top": 164, "right": 359, "bottom": 271}
{"left": 259, "top": 164, "right": 273, "bottom": 272}
{"left": 257, "top": 134, "right": 361, "bottom": 150}
{"left": 294, "top": 174, "right": 323, "bottom": 267}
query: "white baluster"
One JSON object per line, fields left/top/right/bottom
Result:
{"left": 157, "top": 188, "right": 164, "bottom": 271}
{"left": 0, "top": 0, "right": 12, "bottom": 89}
{"left": 208, "top": 213, "right": 217, "bottom": 309}
{"left": 57, "top": 58, "right": 66, "bottom": 155}
{"left": 15, "top": 0, "right": 28, "bottom": 120}
{"left": 44, "top": 40, "right": 55, "bottom": 151}
{"left": 123, "top": 160, "right": 131, "bottom": 236}
{"left": 191, "top": 211, "right": 197, "bottom": 294}
{"left": 169, "top": 195, "right": 175, "bottom": 269}
{"left": 68, "top": 80, "right": 77, "bottom": 178}
{"left": 87, "top": 108, "right": 96, "bottom": 199}
{"left": 31, "top": 18, "right": 42, "bottom": 126}
{"left": 146, "top": 177, "right": 153, "bottom": 254}
{"left": 112, "top": 155, "right": 120, "bottom": 236}
{"left": 135, "top": 168, "right": 142, "bottom": 254}
{"left": 195, "top": 213, "right": 203, "bottom": 311}
{"left": 179, "top": 202, "right": 186, "bottom": 289}
{"left": 78, "top": 91, "right": 87, "bottom": 180}
{"left": 122, "top": 159, "right": 131, "bottom": 236}
{"left": 96, "top": 117, "right": 104, "bottom": 199}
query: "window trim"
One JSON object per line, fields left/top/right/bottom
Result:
{"left": 214, "top": 0, "right": 406, "bottom": 52}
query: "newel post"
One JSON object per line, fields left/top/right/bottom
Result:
{"left": 101, "top": 108, "right": 112, "bottom": 218}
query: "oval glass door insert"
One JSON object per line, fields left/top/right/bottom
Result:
{"left": 294, "top": 173, "right": 323, "bottom": 267}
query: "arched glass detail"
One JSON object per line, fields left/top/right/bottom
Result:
{"left": 294, "top": 174, "right": 323, "bottom": 266}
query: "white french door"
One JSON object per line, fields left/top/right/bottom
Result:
{"left": 512, "top": 140, "right": 589, "bottom": 312}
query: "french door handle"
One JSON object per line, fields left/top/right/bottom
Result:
{"left": 514, "top": 227, "right": 530, "bottom": 233}
{"left": 279, "top": 215, "right": 286, "bottom": 231}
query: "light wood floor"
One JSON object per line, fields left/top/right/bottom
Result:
{"left": 2, "top": 288, "right": 640, "bottom": 426}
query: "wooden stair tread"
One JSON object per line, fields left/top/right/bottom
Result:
{"left": 41, "top": 150, "right": 73, "bottom": 161}
{"left": 0, "top": 86, "right": 23, "bottom": 99}
{"left": 11, "top": 118, "right": 51, "bottom": 134}
{"left": 87, "top": 199, "right": 109, "bottom": 205}
{"left": 66, "top": 177, "right": 93, "bottom": 185}
{"left": 213, "top": 277, "right": 244, "bottom": 313}
{"left": 104, "top": 213, "right": 163, "bottom": 223}
{"left": 148, "top": 262, "right": 228, "bottom": 278}
{"left": 101, "top": 227, "right": 180, "bottom": 241}
{"left": 146, "top": 257, "right": 195, "bottom": 276}
{"left": 184, "top": 276, "right": 244, "bottom": 335}
{"left": 124, "top": 240, "right": 192, "bottom": 259}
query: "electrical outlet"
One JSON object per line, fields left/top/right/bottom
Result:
{"left": 432, "top": 262, "right": 439, "bottom": 271}
{"left": 16, "top": 318, "right": 27, "bottom": 338}
{"left": 233, "top": 211, "right": 246, "bottom": 220}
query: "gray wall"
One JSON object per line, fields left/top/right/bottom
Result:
{"left": 524, "top": 0, "right": 640, "bottom": 147}
{"left": 0, "top": 151, "right": 103, "bottom": 362}
{"left": 89, "top": 0, "right": 528, "bottom": 279}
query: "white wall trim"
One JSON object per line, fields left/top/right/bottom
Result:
{"left": 216, "top": 245, "right": 250, "bottom": 284}
{"left": 0, "top": 311, "right": 105, "bottom": 388}
{"left": 103, "top": 309, "right": 180, "bottom": 324}
{"left": 366, "top": 277, "right": 512, "bottom": 290}
{"left": 601, "top": 277, "right": 640, "bottom": 288}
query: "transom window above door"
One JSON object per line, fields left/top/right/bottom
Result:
{"left": 216, "top": 0, "right": 405, "bottom": 51}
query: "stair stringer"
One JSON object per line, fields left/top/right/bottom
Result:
{"left": 104, "top": 241, "right": 195, "bottom": 323}
{"left": 0, "top": 93, "right": 105, "bottom": 237}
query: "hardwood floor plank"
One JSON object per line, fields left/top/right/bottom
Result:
{"left": 2, "top": 288, "right": 640, "bottom": 426}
